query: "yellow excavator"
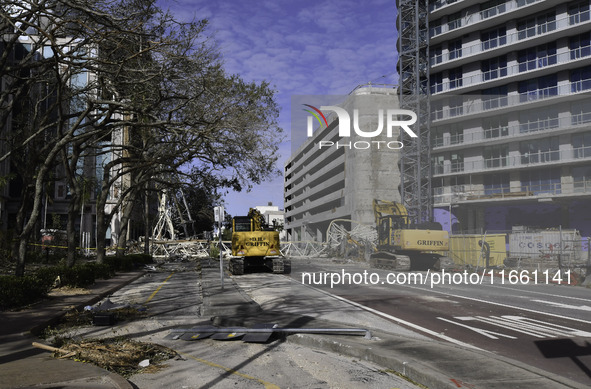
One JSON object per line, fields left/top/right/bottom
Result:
{"left": 372, "top": 199, "right": 452, "bottom": 271}
{"left": 229, "top": 208, "right": 285, "bottom": 275}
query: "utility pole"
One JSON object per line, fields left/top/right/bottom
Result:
{"left": 214, "top": 206, "right": 225, "bottom": 290}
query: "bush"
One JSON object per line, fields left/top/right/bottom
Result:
{"left": 91, "top": 262, "right": 115, "bottom": 279}
{"left": 0, "top": 255, "right": 144, "bottom": 311}
{"left": 124, "top": 253, "right": 153, "bottom": 265}
{"left": 104, "top": 254, "right": 153, "bottom": 271}
{"left": 33, "top": 264, "right": 95, "bottom": 288}
{"left": 0, "top": 275, "right": 49, "bottom": 310}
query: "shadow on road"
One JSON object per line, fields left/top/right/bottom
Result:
{"left": 535, "top": 338, "right": 591, "bottom": 379}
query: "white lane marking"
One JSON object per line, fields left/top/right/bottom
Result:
{"left": 486, "top": 283, "right": 591, "bottom": 303}
{"left": 531, "top": 300, "right": 591, "bottom": 312}
{"left": 400, "top": 283, "right": 591, "bottom": 326}
{"left": 437, "top": 317, "right": 517, "bottom": 340}
{"left": 444, "top": 315, "right": 591, "bottom": 339}
{"left": 290, "top": 276, "right": 485, "bottom": 351}
{"left": 439, "top": 315, "right": 591, "bottom": 340}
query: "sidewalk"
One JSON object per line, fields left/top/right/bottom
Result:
{"left": 0, "top": 271, "right": 144, "bottom": 389}
{"left": 200, "top": 264, "right": 589, "bottom": 389}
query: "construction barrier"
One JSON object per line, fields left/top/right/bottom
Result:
{"left": 449, "top": 234, "right": 507, "bottom": 267}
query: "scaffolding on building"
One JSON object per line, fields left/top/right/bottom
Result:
{"left": 397, "top": 0, "right": 432, "bottom": 223}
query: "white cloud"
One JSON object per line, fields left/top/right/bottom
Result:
{"left": 157, "top": 0, "right": 398, "bottom": 216}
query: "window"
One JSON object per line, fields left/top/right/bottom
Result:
{"left": 449, "top": 67, "right": 463, "bottom": 89}
{"left": 432, "top": 127, "right": 445, "bottom": 147}
{"left": 431, "top": 72, "right": 443, "bottom": 94}
{"left": 572, "top": 132, "right": 591, "bottom": 158}
{"left": 518, "top": 74, "right": 557, "bottom": 102}
{"left": 482, "top": 85, "right": 508, "bottom": 110}
{"left": 517, "top": 0, "right": 538, "bottom": 6}
{"left": 571, "top": 65, "right": 591, "bottom": 92}
{"left": 573, "top": 165, "right": 591, "bottom": 192}
{"left": 520, "top": 137, "right": 559, "bottom": 164}
{"left": 518, "top": 12, "right": 555, "bottom": 40}
{"left": 449, "top": 39, "right": 462, "bottom": 60}
{"left": 484, "top": 145, "right": 509, "bottom": 168}
{"left": 481, "top": 0, "right": 506, "bottom": 19}
{"left": 431, "top": 45, "right": 443, "bottom": 65}
{"left": 484, "top": 173, "right": 509, "bottom": 195}
{"left": 571, "top": 100, "right": 591, "bottom": 125}
{"left": 520, "top": 168, "right": 561, "bottom": 194}
{"left": 483, "top": 116, "right": 509, "bottom": 138}
{"left": 570, "top": 32, "right": 591, "bottom": 59}
{"left": 450, "top": 124, "right": 463, "bottom": 145}
{"left": 451, "top": 152, "right": 464, "bottom": 172}
{"left": 15, "top": 43, "right": 32, "bottom": 60}
{"left": 448, "top": 11, "right": 462, "bottom": 31}
{"left": 518, "top": 43, "right": 557, "bottom": 72}
{"left": 449, "top": 96, "right": 464, "bottom": 117}
{"left": 482, "top": 55, "right": 507, "bottom": 81}
{"left": 481, "top": 27, "right": 506, "bottom": 50}
{"left": 569, "top": 1, "right": 590, "bottom": 25}
{"left": 432, "top": 155, "right": 445, "bottom": 174}
{"left": 431, "top": 100, "right": 444, "bottom": 120}
{"left": 431, "top": 19, "right": 442, "bottom": 37}
{"left": 519, "top": 107, "right": 559, "bottom": 133}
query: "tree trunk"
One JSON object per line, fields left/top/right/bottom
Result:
{"left": 12, "top": 191, "right": 29, "bottom": 277}
{"left": 96, "top": 203, "right": 108, "bottom": 264}
{"left": 66, "top": 198, "right": 79, "bottom": 267}
{"left": 116, "top": 199, "right": 137, "bottom": 256}
{"left": 143, "top": 186, "right": 151, "bottom": 255}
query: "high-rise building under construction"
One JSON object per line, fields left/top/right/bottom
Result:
{"left": 408, "top": 0, "right": 591, "bottom": 236}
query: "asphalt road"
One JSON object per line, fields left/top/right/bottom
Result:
{"left": 284, "top": 258, "right": 591, "bottom": 386}
{"left": 58, "top": 260, "right": 421, "bottom": 389}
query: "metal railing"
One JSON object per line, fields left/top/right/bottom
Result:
{"left": 433, "top": 179, "right": 591, "bottom": 205}
{"left": 430, "top": 11, "right": 590, "bottom": 66}
{"left": 432, "top": 110, "right": 591, "bottom": 149}
{"left": 433, "top": 145, "right": 591, "bottom": 176}
{"left": 432, "top": 47, "right": 591, "bottom": 94}
{"left": 432, "top": 82, "right": 591, "bottom": 122}
{"left": 429, "top": 0, "right": 576, "bottom": 40}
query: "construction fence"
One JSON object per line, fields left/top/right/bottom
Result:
{"left": 448, "top": 229, "right": 590, "bottom": 275}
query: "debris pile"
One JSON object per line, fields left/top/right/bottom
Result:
{"left": 34, "top": 338, "right": 178, "bottom": 377}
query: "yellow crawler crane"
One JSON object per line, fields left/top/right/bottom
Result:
{"left": 230, "top": 208, "right": 285, "bottom": 275}
{"left": 372, "top": 199, "right": 451, "bottom": 271}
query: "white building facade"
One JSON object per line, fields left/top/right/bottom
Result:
{"left": 428, "top": 0, "right": 591, "bottom": 236}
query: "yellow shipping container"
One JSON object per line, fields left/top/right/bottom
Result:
{"left": 449, "top": 234, "right": 507, "bottom": 267}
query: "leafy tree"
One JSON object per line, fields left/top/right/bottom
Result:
{"left": 1, "top": 0, "right": 282, "bottom": 273}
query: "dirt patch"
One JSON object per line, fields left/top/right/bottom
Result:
{"left": 46, "top": 306, "right": 149, "bottom": 333}
{"left": 52, "top": 337, "right": 178, "bottom": 377}
{"left": 48, "top": 286, "right": 91, "bottom": 296}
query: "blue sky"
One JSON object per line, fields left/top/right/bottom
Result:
{"left": 159, "top": 0, "right": 399, "bottom": 217}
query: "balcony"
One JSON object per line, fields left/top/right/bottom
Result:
{"left": 432, "top": 47, "right": 591, "bottom": 95}
{"left": 433, "top": 179, "right": 591, "bottom": 205}
{"left": 432, "top": 145, "right": 591, "bottom": 176}
{"left": 430, "top": 11, "right": 591, "bottom": 69}
{"left": 430, "top": 0, "right": 547, "bottom": 40}
{"left": 431, "top": 80, "right": 591, "bottom": 123}
{"left": 432, "top": 109, "right": 591, "bottom": 150}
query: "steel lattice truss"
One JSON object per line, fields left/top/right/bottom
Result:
{"left": 397, "top": 0, "right": 432, "bottom": 224}
{"left": 326, "top": 219, "right": 377, "bottom": 251}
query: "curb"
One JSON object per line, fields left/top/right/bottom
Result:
{"left": 284, "top": 331, "right": 588, "bottom": 389}
{"left": 28, "top": 271, "right": 146, "bottom": 337}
